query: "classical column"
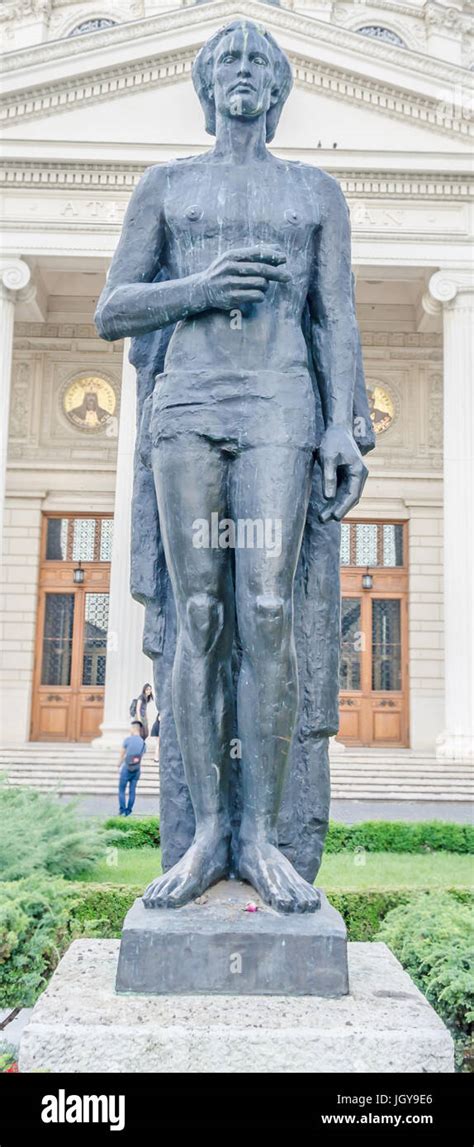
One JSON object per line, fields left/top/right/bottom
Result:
{"left": 94, "top": 341, "right": 151, "bottom": 748}
{"left": 0, "top": 259, "right": 32, "bottom": 558}
{"left": 424, "top": 270, "right": 474, "bottom": 761}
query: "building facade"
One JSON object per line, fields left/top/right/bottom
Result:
{"left": 0, "top": 0, "right": 472, "bottom": 757}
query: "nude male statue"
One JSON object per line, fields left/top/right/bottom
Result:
{"left": 95, "top": 20, "right": 369, "bottom": 913}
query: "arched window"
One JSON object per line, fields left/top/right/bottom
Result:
{"left": 68, "top": 18, "right": 118, "bottom": 37}
{"left": 356, "top": 25, "right": 407, "bottom": 48}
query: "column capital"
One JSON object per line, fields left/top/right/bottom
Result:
{"left": 423, "top": 269, "right": 474, "bottom": 315}
{"left": 0, "top": 257, "right": 33, "bottom": 302}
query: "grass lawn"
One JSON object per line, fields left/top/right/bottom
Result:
{"left": 318, "top": 851, "right": 473, "bottom": 891}
{"left": 77, "top": 847, "right": 473, "bottom": 890}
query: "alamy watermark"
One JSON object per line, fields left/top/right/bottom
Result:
{"left": 192, "top": 512, "right": 282, "bottom": 557}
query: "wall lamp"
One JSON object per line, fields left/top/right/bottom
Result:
{"left": 73, "top": 561, "right": 85, "bottom": 585}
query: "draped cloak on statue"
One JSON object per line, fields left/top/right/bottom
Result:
{"left": 129, "top": 281, "right": 375, "bottom": 883}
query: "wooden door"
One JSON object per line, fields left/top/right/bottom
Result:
{"left": 338, "top": 521, "right": 408, "bottom": 747}
{"left": 31, "top": 515, "right": 112, "bottom": 742}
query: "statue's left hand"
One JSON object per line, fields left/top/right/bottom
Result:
{"left": 318, "top": 425, "right": 368, "bottom": 523}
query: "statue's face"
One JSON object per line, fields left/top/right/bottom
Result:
{"left": 212, "top": 25, "right": 277, "bottom": 124}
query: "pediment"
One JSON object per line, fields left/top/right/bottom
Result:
{"left": 1, "top": 0, "right": 472, "bottom": 154}
{"left": 2, "top": 72, "right": 470, "bottom": 156}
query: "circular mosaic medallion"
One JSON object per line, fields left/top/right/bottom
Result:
{"left": 62, "top": 376, "right": 116, "bottom": 431}
{"left": 367, "top": 383, "right": 395, "bottom": 435}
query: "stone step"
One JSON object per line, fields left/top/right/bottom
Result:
{"left": 4, "top": 765, "right": 471, "bottom": 779}
{"left": 1, "top": 743, "right": 472, "bottom": 801}
{"left": 4, "top": 767, "right": 471, "bottom": 784}
{"left": 4, "top": 780, "right": 472, "bottom": 800}
{"left": 1, "top": 752, "right": 471, "bottom": 769}
{"left": 1, "top": 756, "right": 471, "bottom": 773}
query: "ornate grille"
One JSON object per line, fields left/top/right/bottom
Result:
{"left": 383, "top": 524, "right": 404, "bottom": 567}
{"left": 356, "top": 26, "right": 406, "bottom": 47}
{"left": 45, "top": 517, "right": 113, "bottom": 562}
{"left": 99, "top": 518, "right": 114, "bottom": 562}
{"left": 372, "top": 599, "right": 401, "bottom": 691}
{"left": 41, "top": 594, "right": 75, "bottom": 686}
{"left": 355, "top": 523, "right": 378, "bottom": 568}
{"left": 340, "top": 523, "right": 351, "bottom": 565}
{"left": 72, "top": 519, "right": 96, "bottom": 562}
{"left": 82, "top": 593, "right": 109, "bottom": 686}
{"left": 340, "top": 522, "right": 404, "bottom": 568}
{"left": 68, "top": 19, "right": 117, "bottom": 37}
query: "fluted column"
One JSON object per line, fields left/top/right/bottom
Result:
{"left": 94, "top": 340, "right": 151, "bottom": 748}
{"left": 424, "top": 270, "right": 474, "bottom": 760}
{"left": 0, "top": 259, "right": 32, "bottom": 558}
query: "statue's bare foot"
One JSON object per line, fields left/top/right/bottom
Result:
{"left": 239, "top": 839, "right": 320, "bottom": 914}
{"left": 142, "top": 825, "right": 230, "bottom": 909}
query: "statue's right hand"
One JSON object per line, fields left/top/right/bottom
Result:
{"left": 198, "top": 246, "right": 291, "bottom": 311}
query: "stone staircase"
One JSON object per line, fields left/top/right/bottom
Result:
{"left": 0, "top": 743, "right": 472, "bottom": 801}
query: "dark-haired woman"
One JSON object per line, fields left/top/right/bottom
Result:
{"left": 133, "top": 683, "right": 153, "bottom": 741}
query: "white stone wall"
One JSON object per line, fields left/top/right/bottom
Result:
{"left": 0, "top": 324, "right": 121, "bottom": 743}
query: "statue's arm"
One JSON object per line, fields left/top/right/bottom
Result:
{"left": 95, "top": 166, "right": 210, "bottom": 340}
{"left": 308, "top": 176, "right": 358, "bottom": 429}
{"left": 307, "top": 174, "right": 367, "bottom": 521}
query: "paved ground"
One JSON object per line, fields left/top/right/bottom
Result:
{"left": 332, "top": 799, "right": 473, "bottom": 824}
{"left": 61, "top": 793, "right": 473, "bottom": 823}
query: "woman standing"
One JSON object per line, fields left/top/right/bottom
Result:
{"left": 131, "top": 683, "right": 153, "bottom": 741}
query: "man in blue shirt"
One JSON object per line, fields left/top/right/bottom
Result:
{"left": 118, "top": 722, "right": 146, "bottom": 816}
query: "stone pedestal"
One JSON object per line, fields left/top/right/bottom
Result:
{"left": 116, "top": 881, "right": 348, "bottom": 997}
{"left": 19, "top": 940, "right": 454, "bottom": 1074}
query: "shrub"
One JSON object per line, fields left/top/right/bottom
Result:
{"left": 376, "top": 893, "right": 474, "bottom": 1071}
{"left": 106, "top": 816, "right": 473, "bottom": 855}
{"left": 0, "top": 780, "right": 109, "bottom": 881}
{"left": 0, "top": 876, "right": 73, "bottom": 1007}
{"left": 0, "top": 1044, "right": 17, "bottom": 1073}
{"left": 66, "top": 883, "right": 140, "bottom": 938}
{"left": 104, "top": 816, "right": 160, "bottom": 850}
{"left": 65, "top": 881, "right": 473, "bottom": 944}
{"left": 0, "top": 874, "right": 106, "bottom": 1008}
{"left": 325, "top": 820, "right": 474, "bottom": 855}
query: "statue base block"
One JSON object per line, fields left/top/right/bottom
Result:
{"left": 19, "top": 939, "right": 454, "bottom": 1073}
{"left": 116, "top": 880, "right": 348, "bottom": 997}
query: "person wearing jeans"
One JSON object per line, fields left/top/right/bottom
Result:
{"left": 118, "top": 721, "right": 146, "bottom": 816}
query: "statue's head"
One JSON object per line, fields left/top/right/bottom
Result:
{"left": 192, "top": 20, "right": 293, "bottom": 142}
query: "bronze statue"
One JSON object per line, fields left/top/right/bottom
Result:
{"left": 96, "top": 20, "right": 374, "bottom": 912}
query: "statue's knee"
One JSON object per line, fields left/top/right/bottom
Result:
{"left": 254, "top": 593, "right": 288, "bottom": 651}
{"left": 185, "top": 592, "right": 224, "bottom": 654}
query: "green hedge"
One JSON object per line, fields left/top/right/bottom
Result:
{"left": 66, "top": 883, "right": 141, "bottom": 937}
{"left": 104, "top": 816, "right": 160, "bottom": 850}
{"left": 65, "top": 881, "right": 474, "bottom": 943}
{"left": 325, "top": 819, "right": 474, "bottom": 855}
{"left": 377, "top": 893, "right": 474, "bottom": 1071}
{"left": 105, "top": 816, "right": 473, "bottom": 855}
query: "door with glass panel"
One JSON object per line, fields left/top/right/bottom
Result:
{"left": 338, "top": 521, "right": 408, "bottom": 747}
{"left": 31, "top": 515, "right": 112, "bottom": 741}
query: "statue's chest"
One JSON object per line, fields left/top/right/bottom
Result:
{"left": 163, "top": 171, "right": 317, "bottom": 252}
